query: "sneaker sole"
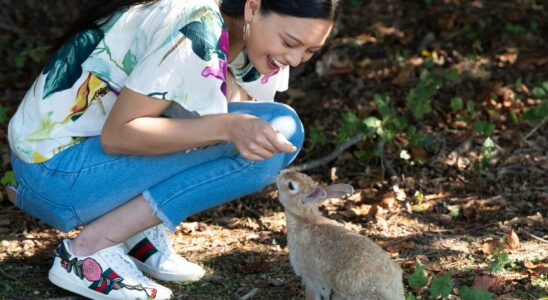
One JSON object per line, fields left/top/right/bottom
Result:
{"left": 131, "top": 258, "right": 204, "bottom": 282}
{"left": 48, "top": 269, "right": 115, "bottom": 300}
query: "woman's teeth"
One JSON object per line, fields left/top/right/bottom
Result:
{"left": 271, "top": 57, "right": 284, "bottom": 68}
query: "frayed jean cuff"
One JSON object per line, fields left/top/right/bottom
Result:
{"left": 142, "top": 190, "right": 177, "bottom": 232}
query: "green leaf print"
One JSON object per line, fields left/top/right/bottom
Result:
{"left": 179, "top": 15, "right": 224, "bottom": 62}
{"left": 242, "top": 67, "right": 261, "bottom": 83}
{"left": 26, "top": 112, "right": 56, "bottom": 141}
{"left": 42, "top": 29, "right": 104, "bottom": 99}
{"left": 122, "top": 50, "right": 137, "bottom": 75}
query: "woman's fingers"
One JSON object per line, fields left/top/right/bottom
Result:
{"left": 248, "top": 142, "right": 275, "bottom": 159}
{"left": 266, "top": 131, "right": 297, "bottom": 154}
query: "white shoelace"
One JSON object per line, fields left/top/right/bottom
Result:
{"left": 148, "top": 225, "right": 175, "bottom": 255}
{"left": 104, "top": 245, "right": 150, "bottom": 283}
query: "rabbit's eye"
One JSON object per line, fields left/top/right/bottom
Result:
{"left": 288, "top": 182, "right": 295, "bottom": 190}
{"left": 287, "top": 180, "right": 299, "bottom": 193}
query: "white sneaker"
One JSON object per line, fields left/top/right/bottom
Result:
{"left": 123, "top": 224, "right": 205, "bottom": 282}
{"left": 48, "top": 239, "right": 172, "bottom": 300}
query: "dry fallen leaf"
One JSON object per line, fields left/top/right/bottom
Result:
{"left": 379, "top": 192, "right": 398, "bottom": 210}
{"left": 349, "top": 204, "right": 372, "bottom": 217}
{"left": 315, "top": 50, "right": 354, "bottom": 76}
{"left": 524, "top": 260, "right": 548, "bottom": 276}
{"left": 504, "top": 230, "right": 520, "bottom": 250}
{"left": 480, "top": 239, "right": 503, "bottom": 255}
{"left": 472, "top": 274, "right": 513, "bottom": 294}
{"left": 391, "top": 64, "right": 416, "bottom": 87}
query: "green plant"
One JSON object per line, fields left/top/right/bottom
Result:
{"left": 523, "top": 81, "right": 548, "bottom": 122}
{"left": 474, "top": 121, "right": 495, "bottom": 136}
{"left": 13, "top": 31, "right": 47, "bottom": 69}
{"left": 307, "top": 125, "right": 327, "bottom": 150}
{"left": 404, "top": 258, "right": 496, "bottom": 299}
{"left": 449, "top": 206, "right": 460, "bottom": 218}
{"left": 459, "top": 285, "right": 494, "bottom": 300}
{"left": 430, "top": 272, "right": 454, "bottom": 299}
{"left": 409, "top": 261, "right": 429, "bottom": 289}
{"left": 0, "top": 105, "right": 8, "bottom": 124}
{"left": 406, "top": 67, "right": 459, "bottom": 119}
{"left": 406, "top": 293, "right": 417, "bottom": 300}
{"left": 451, "top": 97, "right": 464, "bottom": 110}
{"left": 336, "top": 111, "right": 364, "bottom": 144}
{"left": 504, "top": 23, "right": 526, "bottom": 36}
{"left": 480, "top": 137, "right": 496, "bottom": 169}
{"left": 1, "top": 171, "right": 16, "bottom": 187}
{"left": 461, "top": 23, "right": 483, "bottom": 52}
{"left": 406, "top": 69, "right": 442, "bottom": 119}
{"left": 490, "top": 247, "right": 510, "bottom": 273}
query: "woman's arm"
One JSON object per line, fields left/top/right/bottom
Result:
{"left": 101, "top": 88, "right": 295, "bottom": 160}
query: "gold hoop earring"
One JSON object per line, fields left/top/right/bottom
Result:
{"left": 243, "top": 22, "right": 250, "bottom": 42}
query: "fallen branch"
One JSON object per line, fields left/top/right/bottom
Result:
{"left": 378, "top": 141, "right": 406, "bottom": 201}
{"left": 427, "top": 221, "right": 500, "bottom": 234}
{"left": 523, "top": 116, "right": 548, "bottom": 140}
{"left": 288, "top": 133, "right": 364, "bottom": 172}
{"left": 0, "top": 265, "right": 26, "bottom": 280}
{"left": 518, "top": 229, "right": 548, "bottom": 244}
{"left": 240, "top": 288, "right": 261, "bottom": 300}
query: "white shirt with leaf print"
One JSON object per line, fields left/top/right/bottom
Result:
{"left": 8, "top": 0, "right": 289, "bottom": 164}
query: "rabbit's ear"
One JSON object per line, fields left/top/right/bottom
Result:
{"left": 303, "top": 187, "right": 328, "bottom": 204}
{"left": 302, "top": 184, "right": 354, "bottom": 204}
{"left": 323, "top": 184, "right": 354, "bottom": 198}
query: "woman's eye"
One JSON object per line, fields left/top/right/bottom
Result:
{"left": 282, "top": 40, "right": 294, "bottom": 48}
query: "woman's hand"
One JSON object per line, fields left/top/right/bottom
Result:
{"left": 227, "top": 114, "right": 297, "bottom": 161}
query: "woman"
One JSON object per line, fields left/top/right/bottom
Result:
{"left": 8, "top": 0, "right": 339, "bottom": 298}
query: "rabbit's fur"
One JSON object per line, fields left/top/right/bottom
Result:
{"left": 276, "top": 171, "right": 405, "bottom": 300}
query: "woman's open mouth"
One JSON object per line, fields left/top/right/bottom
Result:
{"left": 267, "top": 56, "right": 285, "bottom": 70}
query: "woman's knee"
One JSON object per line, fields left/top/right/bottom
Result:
{"left": 269, "top": 103, "right": 304, "bottom": 152}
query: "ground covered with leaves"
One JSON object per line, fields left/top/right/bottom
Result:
{"left": 0, "top": 1, "right": 547, "bottom": 299}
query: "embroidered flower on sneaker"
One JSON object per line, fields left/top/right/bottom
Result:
{"left": 82, "top": 258, "right": 102, "bottom": 281}
{"left": 56, "top": 243, "right": 158, "bottom": 298}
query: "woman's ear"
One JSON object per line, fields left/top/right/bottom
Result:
{"left": 244, "top": 0, "right": 261, "bottom": 22}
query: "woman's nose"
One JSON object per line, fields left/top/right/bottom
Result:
{"left": 285, "top": 49, "right": 305, "bottom": 67}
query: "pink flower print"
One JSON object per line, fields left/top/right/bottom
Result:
{"left": 61, "top": 260, "right": 69, "bottom": 269}
{"left": 82, "top": 258, "right": 102, "bottom": 282}
{"left": 202, "top": 59, "right": 228, "bottom": 96}
{"left": 219, "top": 29, "right": 229, "bottom": 55}
{"left": 261, "top": 68, "right": 280, "bottom": 84}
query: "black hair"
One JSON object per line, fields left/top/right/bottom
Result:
{"left": 221, "top": 0, "right": 340, "bottom": 19}
{"left": 53, "top": 0, "right": 340, "bottom": 52}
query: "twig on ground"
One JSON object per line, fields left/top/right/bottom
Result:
{"left": 240, "top": 287, "right": 261, "bottom": 300}
{"left": 0, "top": 264, "right": 26, "bottom": 280}
{"left": 0, "top": 10, "right": 19, "bottom": 34}
{"left": 518, "top": 229, "right": 548, "bottom": 244}
{"left": 243, "top": 205, "right": 263, "bottom": 219}
{"left": 427, "top": 221, "right": 500, "bottom": 234}
{"left": 378, "top": 141, "right": 406, "bottom": 201}
{"left": 288, "top": 133, "right": 364, "bottom": 172}
{"left": 523, "top": 116, "right": 548, "bottom": 140}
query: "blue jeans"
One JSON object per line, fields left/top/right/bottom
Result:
{"left": 10, "top": 102, "right": 304, "bottom": 232}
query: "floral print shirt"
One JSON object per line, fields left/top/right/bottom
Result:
{"left": 8, "top": 0, "right": 289, "bottom": 163}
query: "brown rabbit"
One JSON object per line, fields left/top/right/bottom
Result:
{"left": 276, "top": 171, "right": 405, "bottom": 300}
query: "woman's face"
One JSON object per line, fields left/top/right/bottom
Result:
{"left": 244, "top": 1, "right": 334, "bottom": 75}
